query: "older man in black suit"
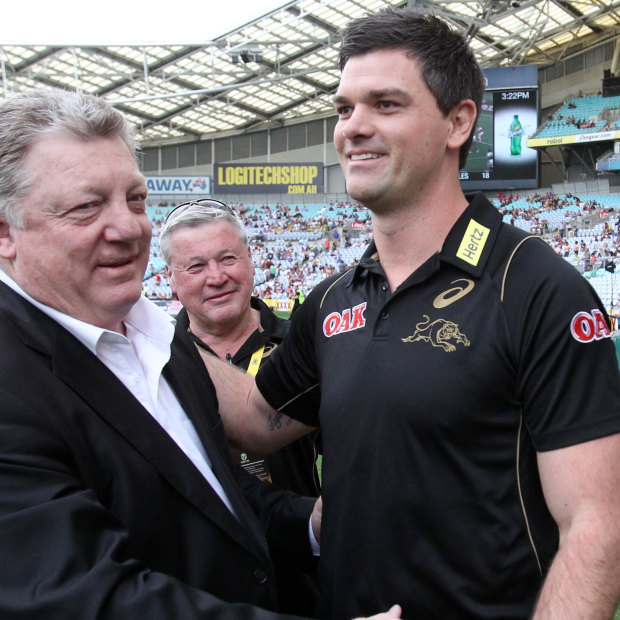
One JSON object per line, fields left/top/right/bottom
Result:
{"left": 0, "top": 88, "right": 400, "bottom": 620}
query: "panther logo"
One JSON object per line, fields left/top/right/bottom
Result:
{"left": 401, "top": 315, "right": 470, "bottom": 352}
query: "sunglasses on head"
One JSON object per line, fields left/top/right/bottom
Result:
{"left": 164, "top": 198, "right": 237, "bottom": 223}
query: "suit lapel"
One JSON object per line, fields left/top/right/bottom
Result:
{"left": 0, "top": 285, "right": 269, "bottom": 563}
{"left": 164, "top": 331, "right": 271, "bottom": 560}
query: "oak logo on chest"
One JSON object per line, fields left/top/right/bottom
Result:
{"left": 323, "top": 302, "right": 367, "bottom": 337}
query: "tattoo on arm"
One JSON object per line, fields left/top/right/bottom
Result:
{"left": 267, "top": 412, "right": 292, "bottom": 431}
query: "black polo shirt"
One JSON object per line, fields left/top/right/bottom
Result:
{"left": 256, "top": 192, "right": 620, "bottom": 619}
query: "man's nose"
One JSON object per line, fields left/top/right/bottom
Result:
{"left": 203, "top": 261, "right": 227, "bottom": 284}
{"left": 104, "top": 201, "right": 146, "bottom": 242}
{"left": 341, "top": 106, "right": 373, "bottom": 140}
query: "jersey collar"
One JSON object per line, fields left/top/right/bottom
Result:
{"left": 439, "top": 192, "right": 503, "bottom": 277}
{"left": 346, "top": 243, "right": 381, "bottom": 286}
{"left": 349, "top": 192, "right": 503, "bottom": 285}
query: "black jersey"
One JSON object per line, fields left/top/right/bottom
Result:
{"left": 256, "top": 192, "right": 620, "bottom": 619}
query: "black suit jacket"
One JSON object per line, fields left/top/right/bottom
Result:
{"left": 0, "top": 282, "right": 314, "bottom": 619}
{"left": 176, "top": 299, "right": 322, "bottom": 616}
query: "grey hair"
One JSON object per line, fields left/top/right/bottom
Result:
{"left": 0, "top": 88, "right": 137, "bottom": 227}
{"left": 159, "top": 202, "right": 248, "bottom": 266}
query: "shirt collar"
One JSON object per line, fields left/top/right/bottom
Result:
{"left": 0, "top": 269, "right": 176, "bottom": 354}
{"left": 344, "top": 241, "right": 380, "bottom": 287}
{"left": 439, "top": 192, "right": 502, "bottom": 277}
{"left": 348, "top": 192, "right": 502, "bottom": 285}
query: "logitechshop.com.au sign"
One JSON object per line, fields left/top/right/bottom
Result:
{"left": 214, "top": 163, "right": 323, "bottom": 194}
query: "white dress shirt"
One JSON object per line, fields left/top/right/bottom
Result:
{"left": 0, "top": 270, "right": 236, "bottom": 516}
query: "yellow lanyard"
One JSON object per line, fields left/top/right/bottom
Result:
{"left": 246, "top": 345, "right": 265, "bottom": 377}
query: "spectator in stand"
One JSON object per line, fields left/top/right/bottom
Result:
{"left": 160, "top": 199, "right": 322, "bottom": 617}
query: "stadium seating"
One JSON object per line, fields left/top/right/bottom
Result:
{"left": 534, "top": 94, "right": 620, "bottom": 139}
{"left": 143, "top": 194, "right": 620, "bottom": 318}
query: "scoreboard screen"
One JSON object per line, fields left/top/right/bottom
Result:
{"left": 460, "top": 66, "right": 539, "bottom": 192}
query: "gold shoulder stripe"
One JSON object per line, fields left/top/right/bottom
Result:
{"left": 319, "top": 269, "right": 353, "bottom": 309}
{"left": 276, "top": 383, "right": 320, "bottom": 412}
{"left": 500, "top": 235, "right": 539, "bottom": 302}
{"left": 516, "top": 414, "right": 543, "bottom": 576}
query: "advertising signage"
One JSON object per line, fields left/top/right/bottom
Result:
{"left": 460, "top": 65, "right": 539, "bottom": 191}
{"left": 146, "top": 175, "right": 211, "bottom": 195}
{"left": 213, "top": 163, "right": 323, "bottom": 194}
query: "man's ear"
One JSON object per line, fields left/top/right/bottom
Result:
{"left": 0, "top": 219, "right": 16, "bottom": 259}
{"left": 447, "top": 99, "right": 478, "bottom": 150}
{"left": 164, "top": 264, "right": 176, "bottom": 294}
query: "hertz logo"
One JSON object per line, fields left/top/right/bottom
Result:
{"left": 456, "top": 219, "right": 490, "bottom": 266}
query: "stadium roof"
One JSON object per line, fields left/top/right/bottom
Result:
{"left": 3, "top": 0, "right": 620, "bottom": 147}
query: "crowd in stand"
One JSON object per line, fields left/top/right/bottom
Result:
{"left": 497, "top": 191, "right": 602, "bottom": 219}
{"left": 553, "top": 114, "right": 597, "bottom": 130}
{"left": 142, "top": 193, "right": 620, "bottom": 306}
{"left": 549, "top": 220, "right": 619, "bottom": 261}
{"left": 495, "top": 192, "right": 620, "bottom": 274}
{"left": 143, "top": 201, "right": 372, "bottom": 302}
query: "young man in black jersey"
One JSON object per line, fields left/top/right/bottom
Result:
{"left": 201, "top": 7, "right": 620, "bottom": 620}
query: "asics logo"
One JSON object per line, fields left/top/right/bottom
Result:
{"left": 433, "top": 279, "right": 475, "bottom": 309}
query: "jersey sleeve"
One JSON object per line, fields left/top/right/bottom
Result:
{"left": 255, "top": 283, "right": 324, "bottom": 428}
{"left": 502, "top": 237, "right": 620, "bottom": 451}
